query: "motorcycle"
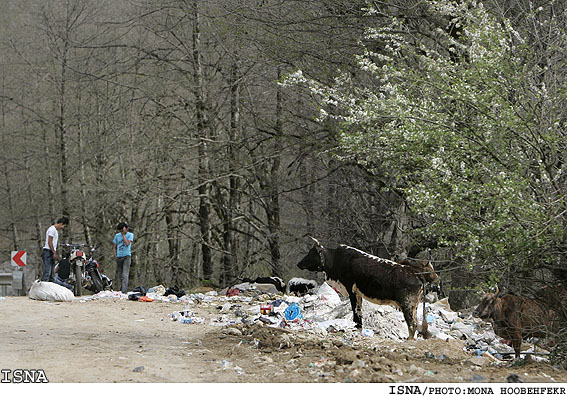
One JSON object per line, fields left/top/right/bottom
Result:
{"left": 61, "top": 243, "right": 112, "bottom": 296}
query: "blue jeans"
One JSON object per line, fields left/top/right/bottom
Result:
{"left": 115, "top": 256, "right": 131, "bottom": 293}
{"left": 41, "top": 249, "right": 56, "bottom": 282}
{"left": 55, "top": 274, "right": 73, "bottom": 291}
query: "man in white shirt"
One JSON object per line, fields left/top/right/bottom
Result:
{"left": 41, "top": 217, "right": 69, "bottom": 282}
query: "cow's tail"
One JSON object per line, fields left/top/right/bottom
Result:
{"left": 420, "top": 282, "right": 432, "bottom": 339}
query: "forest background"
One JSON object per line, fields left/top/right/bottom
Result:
{"left": 1, "top": 0, "right": 566, "bottom": 311}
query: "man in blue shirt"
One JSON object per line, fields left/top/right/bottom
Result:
{"left": 113, "top": 222, "right": 134, "bottom": 293}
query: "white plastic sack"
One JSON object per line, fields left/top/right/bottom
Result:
{"left": 316, "top": 282, "right": 341, "bottom": 306}
{"left": 29, "top": 280, "right": 74, "bottom": 302}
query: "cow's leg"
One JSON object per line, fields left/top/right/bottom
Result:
{"left": 348, "top": 291, "right": 363, "bottom": 328}
{"left": 511, "top": 330, "right": 522, "bottom": 359}
{"left": 401, "top": 297, "right": 418, "bottom": 340}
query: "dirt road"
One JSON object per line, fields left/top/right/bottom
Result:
{"left": 1, "top": 296, "right": 566, "bottom": 383}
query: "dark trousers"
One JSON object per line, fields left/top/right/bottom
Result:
{"left": 55, "top": 274, "right": 73, "bottom": 290}
{"left": 115, "top": 256, "right": 131, "bottom": 293}
{"left": 41, "top": 249, "right": 56, "bottom": 282}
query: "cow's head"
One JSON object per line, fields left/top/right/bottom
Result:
{"left": 271, "top": 276, "right": 285, "bottom": 290}
{"left": 297, "top": 237, "right": 325, "bottom": 272}
{"left": 419, "top": 260, "right": 439, "bottom": 284}
{"left": 402, "top": 259, "right": 439, "bottom": 284}
{"left": 473, "top": 286, "right": 500, "bottom": 319}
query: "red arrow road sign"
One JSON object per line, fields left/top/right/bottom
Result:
{"left": 11, "top": 251, "right": 26, "bottom": 267}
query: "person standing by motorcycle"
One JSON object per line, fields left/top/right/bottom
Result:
{"left": 113, "top": 222, "right": 134, "bottom": 293}
{"left": 41, "top": 216, "right": 69, "bottom": 282}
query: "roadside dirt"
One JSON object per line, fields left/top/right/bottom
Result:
{"left": 1, "top": 296, "right": 566, "bottom": 383}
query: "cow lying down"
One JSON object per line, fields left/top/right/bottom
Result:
{"left": 474, "top": 287, "right": 561, "bottom": 358}
{"left": 242, "top": 276, "right": 286, "bottom": 293}
{"left": 297, "top": 238, "right": 439, "bottom": 340}
{"left": 287, "top": 277, "right": 317, "bottom": 296}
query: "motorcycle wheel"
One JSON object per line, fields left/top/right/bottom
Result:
{"left": 91, "top": 271, "right": 104, "bottom": 293}
{"left": 74, "top": 265, "right": 82, "bottom": 296}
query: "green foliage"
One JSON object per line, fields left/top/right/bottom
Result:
{"left": 285, "top": 0, "right": 567, "bottom": 274}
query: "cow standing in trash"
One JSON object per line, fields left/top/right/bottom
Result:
{"left": 473, "top": 286, "right": 561, "bottom": 358}
{"left": 297, "top": 238, "right": 439, "bottom": 340}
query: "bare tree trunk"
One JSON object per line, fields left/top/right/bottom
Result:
{"left": 325, "top": 159, "right": 339, "bottom": 245}
{"left": 266, "top": 66, "right": 283, "bottom": 277}
{"left": 76, "top": 93, "right": 91, "bottom": 245}
{"left": 0, "top": 76, "right": 18, "bottom": 250}
{"left": 165, "top": 196, "right": 179, "bottom": 283}
{"left": 42, "top": 124, "right": 55, "bottom": 217}
{"left": 93, "top": 99, "right": 108, "bottom": 263}
{"left": 300, "top": 160, "right": 315, "bottom": 236}
{"left": 25, "top": 158, "right": 43, "bottom": 277}
{"left": 192, "top": 0, "right": 212, "bottom": 282}
{"left": 57, "top": 37, "right": 70, "bottom": 222}
{"left": 220, "top": 57, "right": 241, "bottom": 286}
{"left": 173, "top": 198, "right": 187, "bottom": 285}
{"left": 24, "top": 159, "right": 43, "bottom": 250}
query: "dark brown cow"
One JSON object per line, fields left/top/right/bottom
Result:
{"left": 473, "top": 287, "right": 561, "bottom": 358}
{"left": 297, "top": 238, "right": 439, "bottom": 339}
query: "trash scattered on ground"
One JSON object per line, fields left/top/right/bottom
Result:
{"left": 169, "top": 307, "right": 205, "bottom": 324}
{"left": 72, "top": 279, "right": 549, "bottom": 365}
{"left": 89, "top": 290, "right": 127, "bottom": 299}
{"left": 132, "top": 366, "right": 144, "bottom": 373}
{"left": 0, "top": 296, "right": 6, "bottom": 301}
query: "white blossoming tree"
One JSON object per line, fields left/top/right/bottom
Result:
{"left": 285, "top": 0, "right": 567, "bottom": 282}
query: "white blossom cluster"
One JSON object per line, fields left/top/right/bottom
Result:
{"left": 282, "top": 0, "right": 566, "bottom": 267}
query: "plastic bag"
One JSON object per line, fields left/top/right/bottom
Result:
{"left": 284, "top": 302, "right": 303, "bottom": 321}
{"left": 316, "top": 282, "right": 341, "bottom": 305}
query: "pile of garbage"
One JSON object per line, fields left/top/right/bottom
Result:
{"left": 81, "top": 280, "right": 548, "bottom": 362}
